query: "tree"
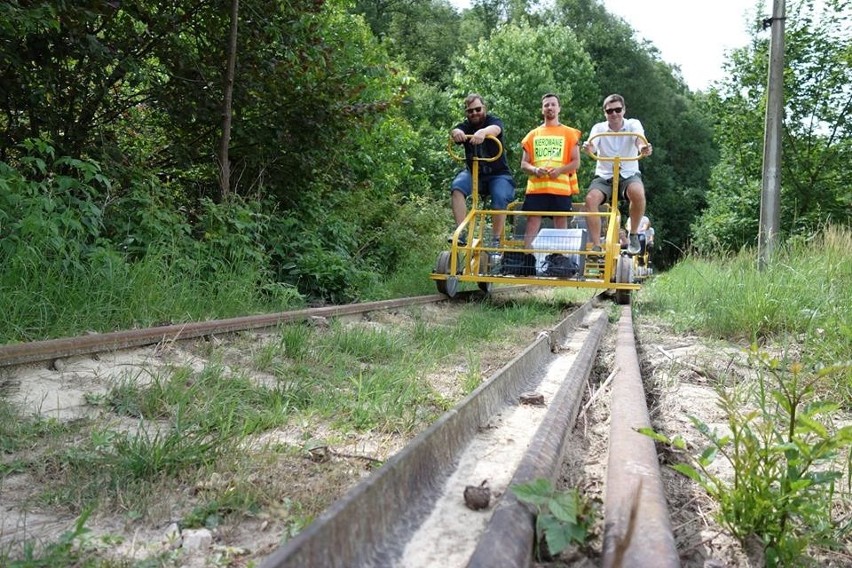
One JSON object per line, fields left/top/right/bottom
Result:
{"left": 692, "top": 0, "right": 852, "bottom": 252}
{"left": 0, "top": 1, "right": 172, "bottom": 160}
{"left": 385, "top": 0, "right": 463, "bottom": 87}
{"left": 0, "top": 0, "right": 435, "bottom": 302}
{"left": 349, "top": 0, "right": 421, "bottom": 38}
{"left": 217, "top": 0, "right": 239, "bottom": 201}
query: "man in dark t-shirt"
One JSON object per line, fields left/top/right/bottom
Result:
{"left": 449, "top": 93, "right": 516, "bottom": 245}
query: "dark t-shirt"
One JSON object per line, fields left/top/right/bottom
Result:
{"left": 454, "top": 115, "right": 512, "bottom": 176}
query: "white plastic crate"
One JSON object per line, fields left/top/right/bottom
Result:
{"left": 531, "top": 228, "right": 587, "bottom": 275}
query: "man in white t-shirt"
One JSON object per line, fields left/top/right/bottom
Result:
{"left": 582, "top": 94, "right": 652, "bottom": 256}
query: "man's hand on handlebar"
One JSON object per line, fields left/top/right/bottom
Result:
{"left": 451, "top": 129, "right": 491, "bottom": 145}
{"left": 468, "top": 129, "right": 489, "bottom": 145}
{"left": 450, "top": 128, "right": 467, "bottom": 144}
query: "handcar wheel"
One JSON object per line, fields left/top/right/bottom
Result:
{"left": 478, "top": 251, "right": 493, "bottom": 294}
{"left": 615, "top": 255, "right": 633, "bottom": 305}
{"left": 435, "top": 251, "right": 459, "bottom": 298}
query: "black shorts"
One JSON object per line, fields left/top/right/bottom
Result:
{"left": 521, "top": 194, "right": 574, "bottom": 212}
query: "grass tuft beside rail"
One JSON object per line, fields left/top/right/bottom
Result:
{"left": 638, "top": 225, "right": 851, "bottom": 385}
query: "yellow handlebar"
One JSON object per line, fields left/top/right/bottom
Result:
{"left": 585, "top": 131, "right": 650, "bottom": 163}
{"left": 447, "top": 134, "right": 504, "bottom": 163}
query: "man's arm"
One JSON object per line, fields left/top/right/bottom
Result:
{"left": 583, "top": 123, "right": 603, "bottom": 154}
{"left": 521, "top": 149, "right": 544, "bottom": 177}
{"left": 450, "top": 126, "right": 467, "bottom": 144}
{"left": 563, "top": 144, "right": 581, "bottom": 173}
{"left": 635, "top": 136, "right": 652, "bottom": 155}
{"left": 631, "top": 120, "right": 653, "bottom": 155}
{"left": 469, "top": 124, "right": 501, "bottom": 145}
{"left": 452, "top": 123, "right": 501, "bottom": 145}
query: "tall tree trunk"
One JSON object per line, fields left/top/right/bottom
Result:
{"left": 217, "top": 0, "right": 239, "bottom": 202}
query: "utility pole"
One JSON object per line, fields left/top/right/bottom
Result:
{"left": 758, "top": 0, "right": 786, "bottom": 270}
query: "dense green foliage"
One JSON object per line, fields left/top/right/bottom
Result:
{"left": 0, "top": 0, "right": 849, "bottom": 340}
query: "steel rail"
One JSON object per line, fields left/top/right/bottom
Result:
{"left": 260, "top": 299, "right": 606, "bottom": 568}
{"left": 0, "top": 295, "right": 458, "bottom": 368}
{"left": 466, "top": 305, "right": 607, "bottom": 567}
{"left": 602, "top": 306, "right": 679, "bottom": 567}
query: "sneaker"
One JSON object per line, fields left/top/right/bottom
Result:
{"left": 447, "top": 230, "right": 467, "bottom": 246}
{"left": 487, "top": 239, "right": 502, "bottom": 270}
{"left": 627, "top": 233, "right": 641, "bottom": 255}
{"left": 588, "top": 245, "right": 604, "bottom": 262}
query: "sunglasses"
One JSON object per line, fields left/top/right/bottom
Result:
{"left": 465, "top": 106, "right": 483, "bottom": 114}
{"left": 605, "top": 107, "right": 623, "bottom": 115}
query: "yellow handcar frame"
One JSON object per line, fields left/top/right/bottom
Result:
{"left": 430, "top": 132, "right": 649, "bottom": 304}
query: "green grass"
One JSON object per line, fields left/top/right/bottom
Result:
{"left": 638, "top": 225, "right": 851, "bottom": 400}
{"left": 0, "top": 246, "right": 305, "bottom": 344}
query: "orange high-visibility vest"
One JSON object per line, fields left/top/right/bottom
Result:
{"left": 521, "top": 124, "right": 581, "bottom": 196}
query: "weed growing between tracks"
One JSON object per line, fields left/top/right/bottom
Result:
{"left": 512, "top": 478, "right": 594, "bottom": 561}
{"left": 633, "top": 227, "right": 852, "bottom": 567}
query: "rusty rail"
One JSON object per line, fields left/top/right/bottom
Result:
{"left": 0, "top": 296, "right": 451, "bottom": 368}
{"left": 602, "top": 306, "right": 679, "bottom": 567}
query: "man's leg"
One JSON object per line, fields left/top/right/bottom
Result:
{"left": 449, "top": 170, "right": 473, "bottom": 242}
{"left": 625, "top": 181, "right": 646, "bottom": 235}
{"left": 584, "top": 188, "right": 607, "bottom": 246}
{"left": 524, "top": 215, "right": 542, "bottom": 248}
{"left": 451, "top": 190, "right": 467, "bottom": 225}
{"left": 487, "top": 175, "right": 516, "bottom": 244}
{"left": 491, "top": 215, "right": 506, "bottom": 244}
{"left": 625, "top": 180, "right": 646, "bottom": 254}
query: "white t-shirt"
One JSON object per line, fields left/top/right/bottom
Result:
{"left": 588, "top": 118, "right": 646, "bottom": 179}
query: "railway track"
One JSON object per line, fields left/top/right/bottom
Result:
{"left": 0, "top": 295, "right": 457, "bottom": 368}
{"left": 258, "top": 300, "right": 678, "bottom": 568}
{"left": 1, "top": 290, "right": 680, "bottom": 567}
